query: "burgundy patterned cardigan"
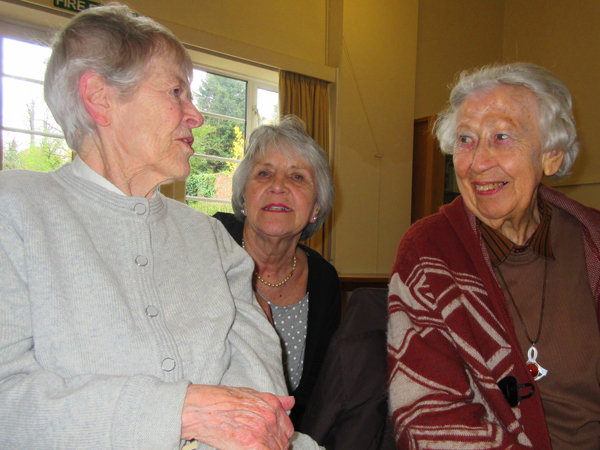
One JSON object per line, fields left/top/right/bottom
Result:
{"left": 387, "top": 185, "right": 600, "bottom": 449}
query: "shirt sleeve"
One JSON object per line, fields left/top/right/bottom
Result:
{"left": 196, "top": 219, "right": 322, "bottom": 449}
{"left": 209, "top": 218, "right": 289, "bottom": 395}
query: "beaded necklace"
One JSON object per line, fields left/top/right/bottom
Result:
{"left": 242, "top": 239, "right": 297, "bottom": 288}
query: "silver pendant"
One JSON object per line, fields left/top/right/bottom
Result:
{"left": 526, "top": 344, "right": 547, "bottom": 381}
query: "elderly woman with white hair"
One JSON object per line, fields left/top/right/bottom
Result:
{"left": 214, "top": 116, "right": 341, "bottom": 428}
{"left": 387, "top": 63, "right": 600, "bottom": 450}
{"left": 0, "top": 4, "right": 323, "bottom": 450}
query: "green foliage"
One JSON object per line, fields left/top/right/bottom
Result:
{"left": 3, "top": 138, "right": 20, "bottom": 170}
{"left": 3, "top": 135, "right": 70, "bottom": 172}
{"left": 191, "top": 117, "right": 235, "bottom": 173}
{"left": 186, "top": 200, "right": 234, "bottom": 216}
{"left": 191, "top": 73, "right": 247, "bottom": 175}
{"left": 196, "top": 74, "right": 246, "bottom": 118}
{"left": 3, "top": 97, "right": 71, "bottom": 172}
{"left": 186, "top": 173, "right": 217, "bottom": 198}
{"left": 226, "top": 126, "right": 245, "bottom": 174}
{"left": 184, "top": 72, "right": 248, "bottom": 214}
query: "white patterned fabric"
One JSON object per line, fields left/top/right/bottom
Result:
{"left": 259, "top": 290, "right": 309, "bottom": 391}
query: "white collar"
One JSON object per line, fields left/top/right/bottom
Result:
{"left": 71, "top": 156, "right": 127, "bottom": 196}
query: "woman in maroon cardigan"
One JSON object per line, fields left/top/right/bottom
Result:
{"left": 388, "top": 63, "right": 600, "bottom": 450}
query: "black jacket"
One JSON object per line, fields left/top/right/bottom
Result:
{"left": 300, "top": 288, "right": 396, "bottom": 450}
{"left": 213, "top": 212, "right": 342, "bottom": 427}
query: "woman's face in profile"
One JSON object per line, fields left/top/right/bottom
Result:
{"left": 108, "top": 52, "right": 204, "bottom": 184}
{"left": 452, "top": 84, "right": 560, "bottom": 231}
{"left": 243, "top": 145, "right": 319, "bottom": 240}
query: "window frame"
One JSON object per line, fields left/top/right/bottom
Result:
{"left": 0, "top": 18, "right": 70, "bottom": 170}
{"left": 184, "top": 56, "right": 278, "bottom": 207}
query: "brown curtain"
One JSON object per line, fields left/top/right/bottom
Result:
{"left": 279, "top": 70, "right": 330, "bottom": 258}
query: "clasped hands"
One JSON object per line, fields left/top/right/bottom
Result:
{"left": 181, "top": 384, "right": 295, "bottom": 450}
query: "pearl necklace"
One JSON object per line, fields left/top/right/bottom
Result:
{"left": 242, "top": 239, "right": 297, "bottom": 288}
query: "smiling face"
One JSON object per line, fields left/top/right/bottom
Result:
{"left": 453, "top": 84, "right": 563, "bottom": 238}
{"left": 109, "top": 51, "right": 203, "bottom": 185}
{"left": 243, "top": 145, "right": 320, "bottom": 241}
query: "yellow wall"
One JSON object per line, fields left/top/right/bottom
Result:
{"left": 332, "top": 0, "right": 417, "bottom": 273}
{"left": 503, "top": 0, "right": 600, "bottom": 199}
{"left": 3, "top": 0, "right": 336, "bottom": 81}
{"left": 414, "top": 0, "right": 504, "bottom": 119}
{"left": 130, "top": 0, "right": 328, "bottom": 66}
{"left": 414, "top": 0, "right": 600, "bottom": 209}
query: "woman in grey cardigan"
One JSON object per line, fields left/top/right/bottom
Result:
{"left": 0, "top": 4, "right": 320, "bottom": 450}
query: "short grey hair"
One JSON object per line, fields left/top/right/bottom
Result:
{"left": 232, "top": 115, "right": 334, "bottom": 241}
{"left": 44, "top": 3, "right": 192, "bottom": 152}
{"left": 434, "top": 63, "right": 579, "bottom": 179}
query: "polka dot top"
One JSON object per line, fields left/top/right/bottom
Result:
{"left": 256, "top": 289, "right": 309, "bottom": 392}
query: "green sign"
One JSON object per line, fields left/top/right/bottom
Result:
{"left": 54, "top": 0, "right": 102, "bottom": 13}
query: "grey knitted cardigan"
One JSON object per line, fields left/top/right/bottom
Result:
{"left": 0, "top": 164, "right": 293, "bottom": 449}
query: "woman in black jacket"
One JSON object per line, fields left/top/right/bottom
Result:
{"left": 214, "top": 115, "right": 340, "bottom": 427}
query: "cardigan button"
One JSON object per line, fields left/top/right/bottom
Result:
{"left": 162, "top": 358, "right": 176, "bottom": 372}
{"left": 146, "top": 306, "right": 159, "bottom": 317}
{"left": 133, "top": 203, "right": 147, "bottom": 215}
{"left": 135, "top": 255, "right": 148, "bottom": 266}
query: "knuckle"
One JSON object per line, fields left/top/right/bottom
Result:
{"left": 260, "top": 392, "right": 282, "bottom": 408}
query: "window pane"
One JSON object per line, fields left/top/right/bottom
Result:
{"left": 3, "top": 38, "right": 50, "bottom": 81}
{"left": 185, "top": 200, "right": 234, "bottom": 216}
{"left": 187, "top": 152, "right": 238, "bottom": 199}
{"left": 188, "top": 116, "right": 244, "bottom": 203}
{"left": 2, "top": 37, "right": 68, "bottom": 172}
{"left": 185, "top": 64, "right": 276, "bottom": 207}
{"left": 193, "top": 70, "right": 247, "bottom": 120}
{"left": 192, "top": 116, "right": 245, "bottom": 162}
{"left": 2, "top": 130, "right": 70, "bottom": 171}
{"left": 187, "top": 69, "right": 247, "bottom": 207}
{"left": 2, "top": 77, "right": 61, "bottom": 134}
{"left": 257, "top": 88, "right": 278, "bottom": 125}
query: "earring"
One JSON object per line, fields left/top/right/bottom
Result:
{"left": 241, "top": 209, "right": 246, "bottom": 215}
{"left": 313, "top": 216, "right": 317, "bottom": 222}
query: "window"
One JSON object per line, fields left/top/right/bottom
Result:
{"left": 186, "top": 64, "right": 278, "bottom": 215}
{"left": 0, "top": 35, "right": 70, "bottom": 172}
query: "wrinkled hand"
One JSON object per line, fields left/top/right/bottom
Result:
{"left": 181, "top": 384, "right": 295, "bottom": 450}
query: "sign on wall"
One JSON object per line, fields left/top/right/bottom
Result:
{"left": 54, "top": 0, "right": 102, "bottom": 13}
